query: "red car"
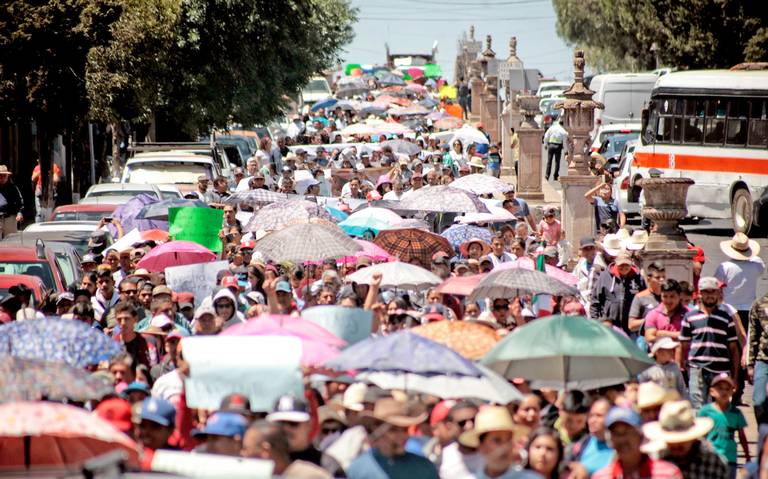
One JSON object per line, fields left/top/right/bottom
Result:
{"left": 50, "top": 203, "right": 118, "bottom": 222}
{"left": 0, "top": 244, "right": 67, "bottom": 292}
{"left": 0, "top": 274, "right": 47, "bottom": 304}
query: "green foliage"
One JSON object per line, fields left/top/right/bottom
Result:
{"left": 553, "top": 0, "right": 768, "bottom": 72}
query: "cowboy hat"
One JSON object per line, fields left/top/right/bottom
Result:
{"left": 637, "top": 381, "right": 679, "bottom": 410}
{"left": 459, "top": 238, "right": 492, "bottom": 258}
{"left": 468, "top": 157, "right": 486, "bottom": 169}
{"left": 642, "top": 400, "right": 713, "bottom": 444}
{"left": 600, "top": 233, "right": 623, "bottom": 257}
{"left": 720, "top": 232, "right": 760, "bottom": 261}
{"left": 459, "top": 406, "right": 530, "bottom": 448}
{"left": 362, "top": 398, "right": 427, "bottom": 428}
{"left": 0, "top": 165, "right": 11, "bottom": 175}
{"left": 616, "top": 228, "right": 631, "bottom": 242}
{"left": 624, "top": 229, "right": 649, "bottom": 251}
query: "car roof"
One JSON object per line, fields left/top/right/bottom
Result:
{"left": 126, "top": 154, "right": 214, "bottom": 165}
{"left": 53, "top": 204, "right": 119, "bottom": 213}
{"left": 0, "top": 274, "right": 46, "bottom": 287}
{"left": 598, "top": 123, "right": 642, "bottom": 132}
{"left": 24, "top": 222, "right": 101, "bottom": 233}
{"left": 0, "top": 244, "right": 47, "bottom": 261}
{"left": 87, "top": 183, "right": 159, "bottom": 193}
{"left": 78, "top": 196, "right": 153, "bottom": 205}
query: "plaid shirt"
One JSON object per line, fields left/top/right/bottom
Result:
{"left": 748, "top": 292, "right": 768, "bottom": 366}
{"left": 662, "top": 440, "right": 729, "bottom": 479}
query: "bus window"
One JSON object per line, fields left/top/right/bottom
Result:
{"left": 748, "top": 100, "right": 768, "bottom": 148}
{"left": 683, "top": 100, "right": 705, "bottom": 144}
{"left": 704, "top": 99, "right": 726, "bottom": 145}
{"left": 726, "top": 100, "right": 749, "bottom": 146}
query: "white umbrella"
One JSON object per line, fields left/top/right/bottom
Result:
{"left": 450, "top": 174, "right": 515, "bottom": 195}
{"left": 345, "top": 261, "right": 442, "bottom": 291}
{"left": 355, "top": 364, "right": 523, "bottom": 404}
{"left": 450, "top": 125, "right": 490, "bottom": 146}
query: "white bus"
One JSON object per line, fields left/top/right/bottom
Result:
{"left": 633, "top": 69, "right": 768, "bottom": 234}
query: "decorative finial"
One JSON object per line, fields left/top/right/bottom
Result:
{"left": 509, "top": 37, "right": 517, "bottom": 57}
{"left": 469, "top": 25, "right": 475, "bottom": 40}
{"left": 482, "top": 35, "right": 495, "bottom": 58}
{"left": 574, "top": 49, "right": 585, "bottom": 85}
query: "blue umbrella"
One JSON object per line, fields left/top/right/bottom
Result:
{"left": 323, "top": 330, "right": 482, "bottom": 377}
{"left": 137, "top": 198, "right": 209, "bottom": 221}
{"left": 419, "top": 97, "right": 439, "bottom": 109}
{"left": 440, "top": 224, "right": 494, "bottom": 250}
{"left": 324, "top": 206, "right": 349, "bottom": 222}
{"left": 310, "top": 97, "right": 337, "bottom": 112}
{"left": 0, "top": 318, "right": 124, "bottom": 368}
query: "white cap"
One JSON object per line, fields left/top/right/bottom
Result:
{"left": 342, "top": 383, "right": 368, "bottom": 412}
{"left": 650, "top": 337, "right": 679, "bottom": 355}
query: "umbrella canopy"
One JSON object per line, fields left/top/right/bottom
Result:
{"left": 137, "top": 240, "right": 216, "bottom": 272}
{"left": 412, "top": 321, "right": 500, "bottom": 360}
{"left": 440, "top": 224, "right": 494, "bottom": 250}
{"left": 435, "top": 274, "right": 485, "bottom": 296}
{"left": 378, "top": 73, "right": 406, "bottom": 87}
{"left": 0, "top": 319, "right": 123, "bottom": 368}
{"left": 375, "top": 122, "right": 413, "bottom": 136}
{"left": 456, "top": 207, "right": 515, "bottom": 225}
{"left": 246, "top": 199, "right": 337, "bottom": 233}
{"left": 420, "top": 97, "right": 439, "bottom": 108}
{"left": 256, "top": 222, "right": 361, "bottom": 262}
{"left": 482, "top": 315, "right": 654, "bottom": 390}
{"left": 345, "top": 261, "right": 442, "bottom": 291}
{"left": 0, "top": 401, "right": 139, "bottom": 468}
{"left": 224, "top": 189, "right": 288, "bottom": 207}
{"left": 468, "top": 268, "right": 578, "bottom": 303}
{"left": 427, "top": 110, "right": 454, "bottom": 121}
{"left": 109, "top": 193, "right": 168, "bottom": 234}
{"left": 355, "top": 364, "right": 521, "bottom": 404}
{"left": 341, "top": 122, "right": 378, "bottom": 137}
{"left": 338, "top": 207, "right": 404, "bottom": 237}
{"left": 338, "top": 239, "right": 395, "bottom": 264}
{"left": 434, "top": 117, "right": 464, "bottom": 130}
{"left": 324, "top": 330, "right": 482, "bottom": 377}
{"left": 359, "top": 105, "right": 387, "bottom": 118}
{"left": 388, "top": 105, "right": 429, "bottom": 116}
{"left": 137, "top": 199, "right": 208, "bottom": 221}
{"left": 495, "top": 257, "right": 578, "bottom": 286}
{"left": 0, "top": 357, "right": 113, "bottom": 403}
{"left": 374, "top": 227, "right": 454, "bottom": 267}
{"left": 450, "top": 174, "right": 515, "bottom": 195}
{"left": 450, "top": 125, "right": 490, "bottom": 145}
{"left": 141, "top": 229, "right": 170, "bottom": 242}
{"left": 310, "top": 97, "right": 337, "bottom": 112}
{"left": 379, "top": 139, "right": 421, "bottom": 156}
{"left": 399, "top": 186, "right": 490, "bottom": 214}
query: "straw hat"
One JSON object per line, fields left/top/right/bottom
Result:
{"left": 0, "top": 165, "right": 11, "bottom": 175}
{"left": 624, "top": 229, "right": 649, "bottom": 251}
{"left": 720, "top": 233, "right": 760, "bottom": 261}
{"left": 459, "top": 238, "right": 492, "bottom": 257}
{"left": 616, "top": 228, "right": 631, "bottom": 242}
{"left": 642, "top": 400, "right": 713, "bottom": 444}
{"left": 468, "top": 157, "right": 486, "bottom": 169}
{"left": 637, "top": 382, "right": 679, "bottom": 410}
{"left": 600, "top": 233, "right": 623, "bottom": 257}
{"left": 362, "top": 398, "right": 427, "bottom": 428}
{"left": 459, "top": 406, "right": 530, "bottom": 448}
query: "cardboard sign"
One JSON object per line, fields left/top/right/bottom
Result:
{"left": 165, "top": 260, "right": 228, "bottom": 306}
{"left": 169, "top": 206, "right": 224, "bottom": 252}
{"left": 302, "top": 306, "right": 373, "bottom": 346}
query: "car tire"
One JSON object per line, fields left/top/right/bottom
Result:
{"left": 731, "top": 188, "right": 755, "bottom": 234}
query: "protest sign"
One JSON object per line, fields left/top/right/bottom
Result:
{"left": 152, "top": 450, "right": 274, "bottom": 478}
{"left": 169, "top": 206, "right": 224, "bottom": 252}
{"left": 165, "top": 260, "right": 228, "bottom": 306}
{"left": 182, "top": 336, "right": 304, "bottom": 412}
{"left": 302, "top": 306, "right": 373, "bottom": 346}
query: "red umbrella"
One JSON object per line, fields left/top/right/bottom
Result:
{"left": 136, "top": 240, "right": 216, "bottom": 272}
{"left": 436, "top": 274, "right": 485, "bottom": 296}
{"left": 141, "top": 229, "right": 169, "bottom": 242}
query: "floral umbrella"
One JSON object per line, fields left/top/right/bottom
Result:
{"left": 0, "top": 357, "right": 113, "bottom": 403}
{"left": 440, "top": 224, "right": 494, "bottom": 250}
{"left": 246, "top": 199, "right": 337, "bottom": 233}
{"left": 398, "top": 186, "right": 490, "bottom": 214}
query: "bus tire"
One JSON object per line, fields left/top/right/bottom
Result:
{"left": 731, "top": 188, "right": 754, "bottom": 234}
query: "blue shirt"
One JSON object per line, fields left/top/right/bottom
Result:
{"left": 578, "top": 436, "right": 615, "bottom": 475}
{"left": 347, "top": 449, "right": 439, "bottom": 479}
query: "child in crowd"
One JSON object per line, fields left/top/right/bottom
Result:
{"left": 637, "top": 337, "right": 687, "bottom": 398}
{"left": 486, "top": 143, "right": 502, "bottom": 178}
{"left": 538, "top": 207, "right": 563, "bottom": 246}
{"left": 698, "top": 373, "right": 750, "bottom": 477}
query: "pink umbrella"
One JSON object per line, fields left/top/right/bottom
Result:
{"left": 341, "top": 122, "right": 378, "bottom": 137}
{"left": 340, "top": 240, "right": 396, "bottom": 264}
{"left": 376, "top": 122, "right": 412, "bottom": 135}
{"left": 406, "top": 83, "right": 427, "bottom": 94}
{"left": 436, "top": 274, "right": 486, "bottom": 296}
{"left": 495, "top": 257, "right": 578, "bottom": 285}
{"left": 407, "top": 67, "right": 425, "bottom": 79}
{"left": 136, "top": 240, "right": 216, "bottom": 272}
{"left": 221, "top": 315, "right": 345, "bottom": 366}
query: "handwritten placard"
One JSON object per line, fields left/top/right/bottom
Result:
{"left": 301, "top": 306, "right": 373, "bottom": 346}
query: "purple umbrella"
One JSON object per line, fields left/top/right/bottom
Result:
{"left": 109, "top": 193, "right": 168, "bottom": 235}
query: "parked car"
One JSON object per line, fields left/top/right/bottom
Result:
{"left": 50, "top": 203, "right": 118, "bottom": 222}
{"left": 590, "top": 123, "right": 641, "bottom": 155}
{"left": 8, "top": 221, "right": 107, "bottom": 256}
{"left": 0, "top": 243, "right": 68, "bottom": 292}
{"left": 3, "top": 237, "right": 84, "bottom": 288}
{"left": 84, "top": 183, "right": 164, "bottom": 202}
{"left": 0, "top": 274, "right": 47, "bottom": 305}
{"left": 121, "top": 152, "right": 219, "bottom": 194}
{"left": 612, "top": 139, "right": 641, "bottom": 216}
{"left": 128, "top": 142, "right": 234, "bottom": 184}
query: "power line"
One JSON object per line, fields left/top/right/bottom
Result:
{"left": 358, "top": 15, "right": 555, "bottom": 21}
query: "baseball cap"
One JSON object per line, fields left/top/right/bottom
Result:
{"left": 698, "top": 276, "right": 719, "bottom": 291}
{"left": 245, "top": 291, "right": 265, "bottom": 305}
{"left": 194, "top": 305, "right": 215, "bottom": 321}
{"left": 275, "top": 280, "right": 292, "bottom": 294}
{"left": 605, "top": 407, "right": 641, "bottom": 429}
{"left": 95, "top": 398, "right": 133, "bottom": 434}
{"left": 140, "top": 397, "right": 176, "bottom": 427}
{"left": 431, "top": 251, "right": 449, "bottom": 265}
{"left": 478, "top": 255, "right": 493, "bottom": 265}
{"left": 430, "top": 399, "right": 457, "bottom": 427}
{"left": 267, "top": 395, "right": 311, "bottom": 423}
{"left": 221, "top": 276, "right": 240, "bottom": 291}
{"left": 421, "top": 304, "right": 446, "bottom": 322}
{"left": 219, "top": 393, "right": 252, "bottom": 415}
{"left": 711, "top": 372, "right": 736, "bottom": 388}
{"left": 240, "top": 240, "right": 256, "bottom": 250}
{"left": 650, "top": 337, "right": 679, "bottom": 355}
{"left": 123, "top": 381, "right": 152, "bottom": 397}
{"left": 81, "top": 253, "right": 97, "bottom": 264}
{"left": 579, "top": 237, "right": 596, "bottom": 248}
{"left": 193, "top": 412, "right": 248, "bottom": 438}
{"left": 56, "top": 292, "right": 75, "bottom": 305}
{"left": 152, "top": 285, "right": 172, "bottom": 297}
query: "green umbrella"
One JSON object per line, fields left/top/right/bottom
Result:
{"left": 481, "top": 315, "right": 653, "bottom": 391}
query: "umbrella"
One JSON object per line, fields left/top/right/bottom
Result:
{"left": 406, "top": 83, "right": 427, "bottom": 94}
{"left": 359, "top": 105, "right": 387, "bottom": 118}
{"left": 0, "top": 401, "right": 139, "bottom": 468}
{"left": 434, "top": 117, "right": 464, "bottom": 130}
{"left": 324, "top": 330, "right": 482, "bottom": 377}
{"left": 141, "top": 229, "right": 170, "bottom": 242}
{"left": 256, "top": 222, "right": 361, "bottom": 262}
{"left": 378, "top": 73, "right": 406, "bottom": 87}
{"left": 137, "top": 240, "right": 216, "bottom": 272}
{"left": 456, "top": 207, "right": 515, "bottom": 224}
{"left": 450, "top": 174, "right": 515, "bottom": 195}
{"left": 435, "top": 274, "right": 485, "bottom": 296}
{"left": 468, "top": 268, "right": 579, "bottom": 303}
{"left": 339, "top": 239, "right": 395, "bottom": 264}
{"left": 224, "top": 189, "right": 288, "bottom": 206}
{"left": 137, "top": 199, "right": 208, "bottom": 221}
{"left": 334, "top": 99, "right": 359, "bottom": 111}
{"left": 356, "top": 364, "right": 521, "bottom": 404}
{"left": 451, "top": 125, "right": 490, "bottom": 145}
{"left": 481, "top": 315, "right": 654, "bottom": 390}
{"left": 310, "top": 97, "right": 337, "bottom": 112}
{"left": 420, "top": 97, "right": 439, "bottom": 108}
{"left": 0, "top": 319, "right": 124, "bottom": 368}
{"left": 495, "top": 257, "right": 578, "bottom": 286}
{"left": 109, "top": 193, "right": 168, "bottom": 234}
{"left": 399, "top": 186, "right": 490, "bottom": 214}
{"left": 441, "top": 224, "right": 494, "bottom": 249}
{"left": 412, "top": 321, "right": 500, "bottom": 360}
{"left": 338, "top": 207, "right": 404, "bottom": 237}
{"left": 388, "top": 105, "right": 429, "bottom": 116}
{"left": 336, "top": 86, "right": 368, "bottom": 98}
{"left": 427, "top": 111, "right": 454, "bottom": 121}
{"left": 0, "top": 357, "right": 113, "bottom": 402}
{"left": 379, "top": 139, "right": 421, "bottom": 156}
{"left": 345, "top": 261, "right": 442, "bottom": 291}
{"left": 246, "top": 199, "right": 337, "bottom": 233}
{"left": 325, "top": 205, "right": 349, "bottom": 222}
{"left": 375, "top": 122, "right": 413, "bottom": 136}
{"left": 341, "top": 123, "right": 378, "bottom": 137}
{"left": 374, "top": 228, "right": 454, "bottom": 267}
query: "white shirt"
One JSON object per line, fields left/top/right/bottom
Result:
{"left": 543, "top": 122, "right": 568, "bottom": 146}
{"left": 383, "top": 190, "right": 403, "bottom": 200}
{"left": 489, "top": 252, "right": 515, "bottom": 267}
{"left": 714, "top": 258, "right": 766, "bottom": 310}
{"left": 440, "top": 442, "right": 483, "bottom": 479}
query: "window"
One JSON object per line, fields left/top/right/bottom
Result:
{"left": 703, "top": 99, "right": 726, "bottom": 145}
{"left": 683, "top": 99, "right": 705, "bottom": 144}
{"left": 726, "top": 100, "right": 748, "bottom": 146}
{"left": 748, "top": 100, "right": 768, "bottom": 148}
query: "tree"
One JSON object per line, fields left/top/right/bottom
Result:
{"left": 553, "top": 0, "right": 768, "bottom": 71}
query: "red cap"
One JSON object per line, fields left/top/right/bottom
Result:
{"left": 430, "top": 400, "right": 457, "bottom": 427}
{"left": 240, "top": 240, "right": 256, "bottom": 250}
{"left": 221, "top": 276, "right": 240, "bottom": 290}
{"left": 95, "top": 398, "right": 133, "bottom": 433}
{"left": 174, "top": 291, "right": 194, "bottom": 304}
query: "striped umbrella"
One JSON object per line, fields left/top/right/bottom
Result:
{"left": 245, "top": 199, "right": 337, "bottom": 233}
{"left": 440, "top": 224, "right": 494, "bottom": 250}
{"left": 374, "top": 228, "right": 454, "bottom": 268}
{"left": 398, "top": 186, "right": 490, "bottom": 214}
{"left": 467, "top": 268, "right": 579, "bottom": 303}
{"left": 224, "top": 189, "right": 288, "bottom": 206}
{"left": 255, "top": 222, "right": 361, "bottom": 262}
{"left": 450, "top": 174, "right": 515, "bottom": 195}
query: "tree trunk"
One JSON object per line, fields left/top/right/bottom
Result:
{"left": 110, "top": 121, "right": 121, "bottom": 180}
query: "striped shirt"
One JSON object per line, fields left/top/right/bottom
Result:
{"left": 679, "top": 306, "right": 737, "bottom": 373}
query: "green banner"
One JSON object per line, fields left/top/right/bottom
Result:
{"left": 168, "top": 207, "right": 224, "bottom": 253}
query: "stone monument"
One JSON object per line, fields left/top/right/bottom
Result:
{"left": 501, "top": 36, "right": 524, "bottom": 175}
{"left": 515, "top": 95, "right": 544, "bottom": 200}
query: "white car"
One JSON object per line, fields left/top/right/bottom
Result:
{"left": 611, "top": 140, "right": 641, "bottom": 215}
{"left": 590, "top": 123, "right": 641, "bottom": 155}
{"left": 121, "top": 152, "right": 219, "bottom": 195}
{"left": 536, "top": 81, "right": 570, "bottom": 100}
{"left": 84, "top": 183, "right": 164, "bottom": 203}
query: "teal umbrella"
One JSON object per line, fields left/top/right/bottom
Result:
{"left": 481, "top": 315, "right": 653, "bottom": 391}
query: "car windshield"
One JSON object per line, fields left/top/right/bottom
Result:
{"left": 303, "top": 79, "right": 330, "bottom": 94}
{"left": 0, "top": 262, "right": 55, "bottom": 290}
{"left": 53, "top": 211, "right": 110, "bottom": 222}
{"left": 54, "top": 252, "right": 78, "bottom": 287}
{"left": 125, "top": 162, "right": 212, "bottom": 184}
{"left": 599, "top": 132, "right": 639, "bottom": 157}
{"left": 160, "top": 191, "right": 181, "bottom": 200}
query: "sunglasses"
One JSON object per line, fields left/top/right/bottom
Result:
{"left": 493, "top": 303, "right": 509, "bottom": 310}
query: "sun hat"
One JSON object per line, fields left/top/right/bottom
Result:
{"left": 459, "top": 405, "right": 530, "bottom": 448}
{"left": 650, "top": 337, "right": 679, "bottom": 356}
{"left": 267, "top": 395, "right": 311, "bottom": 423}
{"left": 643, "top": 400, "right": 714, "bottom": 444}
{"left": 0, "top": 165, "right": 12, "bottom": 175}
{"left": 152, "top": 285, "right": 172, "bottom": 297}
{"left": 600, "top": 233, "right": 623, "bottom": 256}
{"left": 624, "top": 229, "right": 649, "bottom": 251}
{"left": 720, "top": 232, "right": 760, "bottom": 261}
{"left": 342, "top": 383, "right": 369, "bottom": 412}
{"left": 637, "top": 382, "right": 678, "bottom": 410}
{"left": 616, "top": 228, "right": 631, "bottom": 242}
{"left": 459, "top": 238, "right": 492, "bottom": 257}
{"left": 468, "top": 157, "right": 486, "bottom": 169}
{"left": 362, "top": 398, "right": 427, "bottom": 428}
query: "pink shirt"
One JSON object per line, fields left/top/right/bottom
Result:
{"left": 645, "top": 304, "right": 688, "bottom": 332}
{"left": 538, "top": 219, "right": 561, "bottom": 246}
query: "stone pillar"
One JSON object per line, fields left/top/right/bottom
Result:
{"left": 482, "top": 76, "right": 500, "bottom": 143}
{"left": 502, "top": 36, "right": 524, "bottom": 176}
{"left": 469, "top": 61, "right": 484, "bottom": 123}
{"left": 516, "top": 95, "right": 544, "bottom": 200}
{"left": 638, "top": 177, "right": 697, "bottom": 284}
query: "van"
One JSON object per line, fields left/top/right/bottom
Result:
{"left": 301, "top": 76, "right": 332, "bottom": 109}
{"left": 588, "top": 73, "right": 657, "bottom": 136}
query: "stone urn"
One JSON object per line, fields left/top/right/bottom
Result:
{"left": 518, "top": 95, "right": 540, "bottom": 129}
{"left": 640, "top": 177, "right": 695, "bottom": 249}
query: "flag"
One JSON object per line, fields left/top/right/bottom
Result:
{"left": 532, "top": 243, "right": 553, "bottom": 317}
{"left": 168, "top": 207, "right": 224, "bottom": 253}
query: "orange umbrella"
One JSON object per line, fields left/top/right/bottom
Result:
{"left": 141, "top": 229, "right": 169, "bottom": 242}
{"left": 412, "top": 321, "right": 500, "bottom": 360}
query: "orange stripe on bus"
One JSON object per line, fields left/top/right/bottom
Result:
{"left": 633, "top": 151, "right": 768, "bottom": 175}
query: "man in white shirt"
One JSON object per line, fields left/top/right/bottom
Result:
{"left": 488, "top": 234, "right": 515, "bottom": 267}
{"left": 715, "top": 232, "right": 765, "bottom": 323}
{"left": 543, "top": 119, "right": 569, "bottom": 181}
{"left": 383, "top": 180, "right": 405, "bottom": 200}
{"left": 235, "top": 158, "right": 260, "bottom": 192}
